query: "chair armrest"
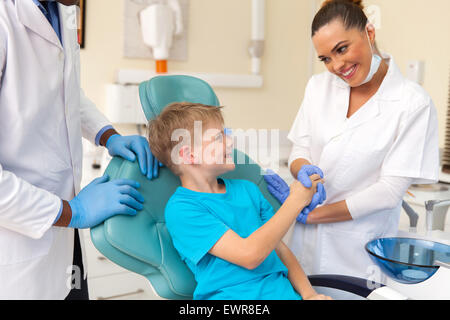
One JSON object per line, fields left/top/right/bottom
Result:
{"left": 308, "top": 274, "right": 384, "bottom": 298}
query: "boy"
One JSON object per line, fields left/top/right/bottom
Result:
{"left": 148, "top": 102, "right": 331, "bottom": 300}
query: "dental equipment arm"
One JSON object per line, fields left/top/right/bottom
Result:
{"left": 425, "top": 199, "right": 450, "bottom": 232}
{"left": 402, "top": 201, "right": 419, "bottom": 231}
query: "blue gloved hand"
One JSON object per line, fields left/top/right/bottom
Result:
{"left": 106, "top": 134, "right": 162, "bottom": 180}
{"left": 263, "top": 170, "right": 290, "bottom": 204}
{"left": 297, "top": 165, "right": 324, "bottom": 188}
{"left": 296, "top": 182, "right": 326, "bottom": 224}
{"left": 296, "top": 165, "right": 326, "bottom": 220}
{"left": 68, "top": 174, "right": 145, "bottom": 229}
{"left": 263, "top": 168, "right": 325, "bottom": 225}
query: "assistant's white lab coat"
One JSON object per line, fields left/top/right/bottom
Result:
{"left": 287, "top": 54, "right": 439, "bottom": 281}
{"left": 0, "top": 0, "right": 111, "bottom": 299}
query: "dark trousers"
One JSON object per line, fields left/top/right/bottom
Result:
{"left": 65, "top": 229, "right": 89, "bottom": 300}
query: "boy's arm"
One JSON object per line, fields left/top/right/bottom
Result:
{"left": 209, "top": 197, "right": 306, "bottom": 270}
{"left": 275, "top": 241, "right": 333, "bottom": 300}
{"left": 275, "top": 241, "right": 316, "bottom": 298}
{"left": 209, "top": 179, "right": 321, "bottom": 270}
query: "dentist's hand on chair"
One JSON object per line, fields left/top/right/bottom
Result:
{"left": 264, "top": 167, "right": 326, "bottom": 224}
{"left": 67, "top": 174, "right": 145, "bottom": 229}
{"left": 105, "top": 134, "right": 163, "bottom": 180}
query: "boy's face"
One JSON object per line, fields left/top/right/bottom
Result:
{"left": 179, "top": 120, "right": 235, "bottom": 176}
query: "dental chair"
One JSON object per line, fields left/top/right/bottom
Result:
{"left": 90, "top": 75, "right": 384, "bottom": 300}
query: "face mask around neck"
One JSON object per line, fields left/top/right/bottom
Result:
{"left": 360, "top": 27, "right": 382, "bottom": 85}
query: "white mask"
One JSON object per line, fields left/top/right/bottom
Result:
{"left": 360, "top": 27, "right": 382, "bottom": 85}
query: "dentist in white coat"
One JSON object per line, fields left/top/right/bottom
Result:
{"left": 264, "top": 0, "right": 439, "bottom": 293}
{"left": 0, "top": 0, "right": 160, "bottom": 299}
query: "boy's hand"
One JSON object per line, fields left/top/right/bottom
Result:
{"left": 303, "top": 293, "right": 333, "bottom": 300}
{"left": 287, "top": 174, "right": 322, "bottom": 209}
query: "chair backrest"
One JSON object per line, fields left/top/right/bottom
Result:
{"left": 90, "top": 75, "right": 281, "bottom": 299}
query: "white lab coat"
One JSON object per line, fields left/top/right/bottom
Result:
{"left": 0, "top": 0, "right": 111, "bottom": 299}
{"left": 287, "top": 54, "right": 439, "bottom": 282}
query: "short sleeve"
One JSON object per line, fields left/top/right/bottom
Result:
{"left": 165, "top": 198, "right": 230, "bottom": 265}
{"left": 381, "top": 100, "right": 439, "bottom": 184}
{"left": 287, "top": 79, "right": 314, "bottom": 167}
{"left": 259, "top": 192, "right": 275, "bottom": 224}
{"left": 244, "top": 181, "right": 275, "bottom": 224}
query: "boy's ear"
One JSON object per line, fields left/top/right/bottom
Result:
{"left": 179, "top": 145, "right": 194, "bottom": 165}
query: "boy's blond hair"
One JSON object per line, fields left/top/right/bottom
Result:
{"left": 147, "top": 102, "right": 224, "bottom": 175}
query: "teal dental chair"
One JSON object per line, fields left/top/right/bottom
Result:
{"left": 90, "top": 75, "right": 383, "bottom": 300}
{"left": 90, "top": 75, "right": 282, "bottom": 300}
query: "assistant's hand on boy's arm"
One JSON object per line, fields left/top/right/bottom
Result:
{"left": 209, "top": 178, "right": 322, "bottom": 270}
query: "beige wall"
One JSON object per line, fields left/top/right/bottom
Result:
{"left": 81, "top": 0, "right": 450, "bottom": 145}
{"left": 80, "top": 0, "right": 314, "bottom": 132}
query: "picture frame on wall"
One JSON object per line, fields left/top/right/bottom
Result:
{"left": 78, "top": 0, "right": 86, "bottom": 48}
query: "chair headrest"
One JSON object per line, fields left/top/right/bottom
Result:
{"left": 139, "top": 75, "right": 221, "bottom": 121}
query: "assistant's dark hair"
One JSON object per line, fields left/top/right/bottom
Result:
{"left": 312, "top": 0, "right": 368, "bottom": 37}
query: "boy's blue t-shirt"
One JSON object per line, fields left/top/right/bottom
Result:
{"left": 165, "top": 178, "right": 302, "bottom": 300}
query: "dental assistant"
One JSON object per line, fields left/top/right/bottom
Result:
{"left": 265, "top": 0, "right": 439, "bottom": 282}
{"left": 0, "top": 0, "right": 160, "bottom": 299}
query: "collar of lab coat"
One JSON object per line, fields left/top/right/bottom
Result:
{"left": 332, "top": 53, "right": 404, "bottom": 102}
{"left": 16, "top": 0, "right": 63, "bottom": 50}
{"left": 328, "top": 53, "right": 406, "bottom": 133}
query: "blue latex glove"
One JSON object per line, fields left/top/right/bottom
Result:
{"left": 296, "top": 182, "right": 326, "bottom": 224}
{"left": 263, "top": 170, "right": 290, "bottom": 204}
{"left": 68, "top": 174, "right": 145, "bottom": 229}
{"left": 297, "top": 165, "right": 324, "bottom": 188}
{"left": 106, "top": 134, "right": 162, "bottom": 180}
{"left": 297, "top": 165, "right": 326, "bottom": 213}
{"left": 264, "top": 167, "right": 326, "bottom": 225}
{"left": 263, "top": 171, "right": 315, "bottom": 224}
